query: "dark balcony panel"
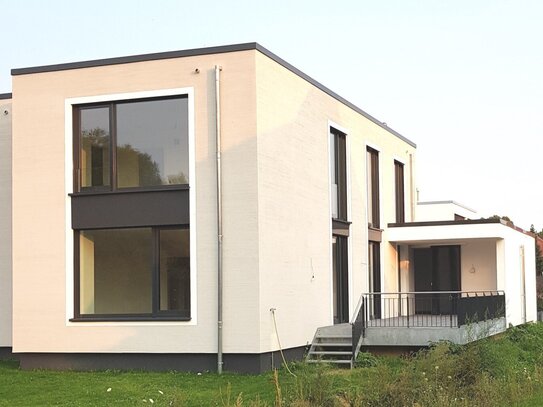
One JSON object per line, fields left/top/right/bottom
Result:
{"left": 457, "top": 293, "right": 505, "bottom": 326}
{"left": 72, "top": 189, "right": 189, "bottom": 229}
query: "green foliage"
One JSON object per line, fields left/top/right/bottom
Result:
{"left": 4, "top": 324, "right": 543, "bottom": 406}
{"left": 484, "top": 214, "right": 513, "bottom": 223}
{"left": 354, "top": 351, "right": 379, "bottom": 368}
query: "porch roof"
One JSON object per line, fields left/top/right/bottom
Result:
{"left": 387, "top": 219, "right": 515, "bottom": 245}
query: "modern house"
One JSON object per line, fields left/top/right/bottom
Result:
{"left": 0, "top": 43, "right": 536, "bottom": 373}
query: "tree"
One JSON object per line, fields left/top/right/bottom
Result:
{"left": 530, "top": 225, "right": 543, "bottom": 276}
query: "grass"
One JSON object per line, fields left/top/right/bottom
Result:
{"left": 2, "top": 323, "right": 543, "bottom": 406}
{"left": 0, "top": 361, "right": 280, "bottom": 406}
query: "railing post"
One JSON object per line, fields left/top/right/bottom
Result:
{"left": 406, "top": 295, "right": 410, "bottom": 328}
{"left": 449, "top": 294, "right": 453, "bottom": 327}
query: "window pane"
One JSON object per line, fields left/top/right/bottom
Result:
{"left": 329, "top": 132, "right": 338, "bottom": 218}
{"left": 80, "top": 228, "right": 152, "bottom": 315}
{"left": 116, "top": 98, "right": 189, "bottom": 188}
{"left": 159, "top": 229, "right": 190, "bottom": 313}
{"left": 80, "top": 107, "right": 110, "bottom": 188}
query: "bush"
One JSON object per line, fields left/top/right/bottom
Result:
{"left": 354, "top": 352, "right": 379, "bottom": 368}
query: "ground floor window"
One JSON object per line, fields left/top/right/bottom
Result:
{"left": 73, "top": 226, "right": 190, "bottom": 321}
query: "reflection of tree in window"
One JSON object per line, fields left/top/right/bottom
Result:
{"left": 167, "top": 172, "right": 188, "bottom": 185}
{"left": 117, "top": 143, "right": 162, "bottom": 187}
{"left": 81, "top": 127, "right": 109, "bottom": 187}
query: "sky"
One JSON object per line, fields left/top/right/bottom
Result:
{"left": 2, "top": 0, "right": 542, "bottom": 230}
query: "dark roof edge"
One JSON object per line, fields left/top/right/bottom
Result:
{"left": 388, "top": 219, "right": 503, "bottom": 228}
{"left": 389, "top": 218, "right": 535, "bottom": 238}
{"left": 11, "top": 42, "right": 258, "bottom": 76}
{"left": 254, "top": 44, "right": 416, "bottom": 147}
{"left": 0, "top": 92, "right": 12, "bottom": 100}
{"left": 10, "top": 42, "right": 416, "bottom": 147}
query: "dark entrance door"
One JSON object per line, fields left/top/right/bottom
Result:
{"left": 332, "top": 235, "right": 349, "bottom": 324}
{"left": 414, "top": 246, "right": 461, "bottom": 314}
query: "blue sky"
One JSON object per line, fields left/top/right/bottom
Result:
{"left": 2, "top": 0, "right": 542, "bottom": 229}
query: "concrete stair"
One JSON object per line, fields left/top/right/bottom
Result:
{"left": 306, "top": 323, "right": 353, "bottom": 367}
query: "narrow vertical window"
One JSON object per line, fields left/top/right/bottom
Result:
{"left": 368, "top": 241, "right": 381, "bottom": 319}
{"left": 79, "top": 107, "right": 111, "bottom": 189}
{"left": 330, "top": 129, "right": 347, "bottom": 221}
{"left": 367, "top": 147, "right": 380, "bottom": 228}
{"left": 159, "top": 228, "right": 190, "bottom": 313}
{"left": 394, "top": 160, "right": 405, "bottom": 223}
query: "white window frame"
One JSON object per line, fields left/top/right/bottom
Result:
{"left": 64, "top": 87, "right": 197, "bottom": 326}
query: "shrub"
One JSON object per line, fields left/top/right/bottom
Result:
{"left": 354, "top": 352, "right": 379, "bottom": 368}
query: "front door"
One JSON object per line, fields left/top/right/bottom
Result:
{"left": 332, "top": 235, "right": 349, "bottom": 324}
{"left": 414, "top": 246, "right": 461, "bottom": 314}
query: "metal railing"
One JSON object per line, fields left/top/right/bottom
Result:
{"left": 351, "top": 291, "right": 505, "bottom": 359}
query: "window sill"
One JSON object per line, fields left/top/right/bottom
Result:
{"left": 70, "top": 316, "right": 191, "bottom": 322}
{"left": 331, "top": 218, "right": 352, "bottom": 225}
{"left": 70, "top": 184, "right": 189, "bottom": 197}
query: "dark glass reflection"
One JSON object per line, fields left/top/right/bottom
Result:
{"left": 80, "top": 107, "right": 110, "bottom": 188}
{"left": 116, "top": 98, "right": 189, "bottom": 188}
{"left": 159, "top": 229, "right": 190, "bottom": 312}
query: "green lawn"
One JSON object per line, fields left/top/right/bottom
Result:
{"left": 3, "top": 323, "right": 543, "bottom": 406}
{"left": 0, "top": 360, "right": 281, "bottom": 406}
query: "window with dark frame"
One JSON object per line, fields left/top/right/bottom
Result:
{"left": 71, "top": 93, "right": 191, "bottom": 322}
{"left": 330, "top": 128, "right": 347, "bottom": 221}
{"left": 368, "top": 241, "right": 381, "bottom": 319}
{"left": 367, "top": 147, "right": 380, "bottom": 228}
{"left": 394, "top": 160, "right": 405, "bottom": 223}
{"left": 73, "top": 226, "right": 190, "bottom": 321}
{"left": 74, "top": 95, "right": 189, "bottom": 192}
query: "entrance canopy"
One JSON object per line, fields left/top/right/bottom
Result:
{"left": 387, "top": 218, "right": 511, "bottom": 245}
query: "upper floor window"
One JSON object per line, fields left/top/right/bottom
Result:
{"left": 75, "top": 95, "right": 189, "bottom": 192}
{"left": 367, "top": 147, "right": 380, "bottom": 228}
{"left": 394, "top": 160, "right": 405, "bottom": 223}
{"left": 330, "top": 128, "right": 347, "bottom": 221}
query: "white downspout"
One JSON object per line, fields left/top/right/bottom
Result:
{"left": 215, "top": 65, "right": 224, "bottom": 374}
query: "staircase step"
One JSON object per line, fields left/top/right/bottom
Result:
{"left": 315, "top": 334, "right": 352, "bottom": 338}
{"left": 313, "top": 342, "right": 353, "bottom": 348}
{"left": 309, "top": 351, "right": 352, "bottom": 356}
{"left": 307, "top": 359, "right": 352, "bottom": 365}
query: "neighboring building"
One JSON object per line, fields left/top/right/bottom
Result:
{"left": 0, "top": 43, "right": 537, "bottom": 373}
{"left": 417, "top": 200, "right": 478, "bottom": 221}
{"left": 0, "top": 93, "right": 12, "bottom": 360}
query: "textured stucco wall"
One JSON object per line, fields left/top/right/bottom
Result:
{"left": 11, "top": 51, "right": 259, "bottom": 354}
{"left": 255, "top": 51, "right": 416, "bottom": 353}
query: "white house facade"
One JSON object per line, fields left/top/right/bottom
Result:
{"left": 0, "top": 43, "right": 536, "bottom": 373}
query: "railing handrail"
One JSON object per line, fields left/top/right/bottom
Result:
{"left": 350, "top": 293, "right": 366, "bottom": 324}
{"left": 356, "top": 290, "right": 505, "bottom": 296}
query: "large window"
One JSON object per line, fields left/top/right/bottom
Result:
{"left": 75, "top": 95, "right": 189, "bottom": 191}
{"left": 74, "top": 227, "right": 190, "bottom": 320}
{"left": 330, "top": 129, "right": 347, "bottom": 221}
{"left": 366, "top": 147, "right": 380, "bottom": 228}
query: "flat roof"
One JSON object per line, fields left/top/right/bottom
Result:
{"left": 389, "top": 218, "right": 534, "bottom": 239}
{"left": 10, "top": 42, "right": 415, "bottom": 148}
{"left": 389, "top": 219, "right": 503, "bottom": 228}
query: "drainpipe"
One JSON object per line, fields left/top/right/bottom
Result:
{"left": 215, "top": 65, "right": 224, "bottom": 374}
